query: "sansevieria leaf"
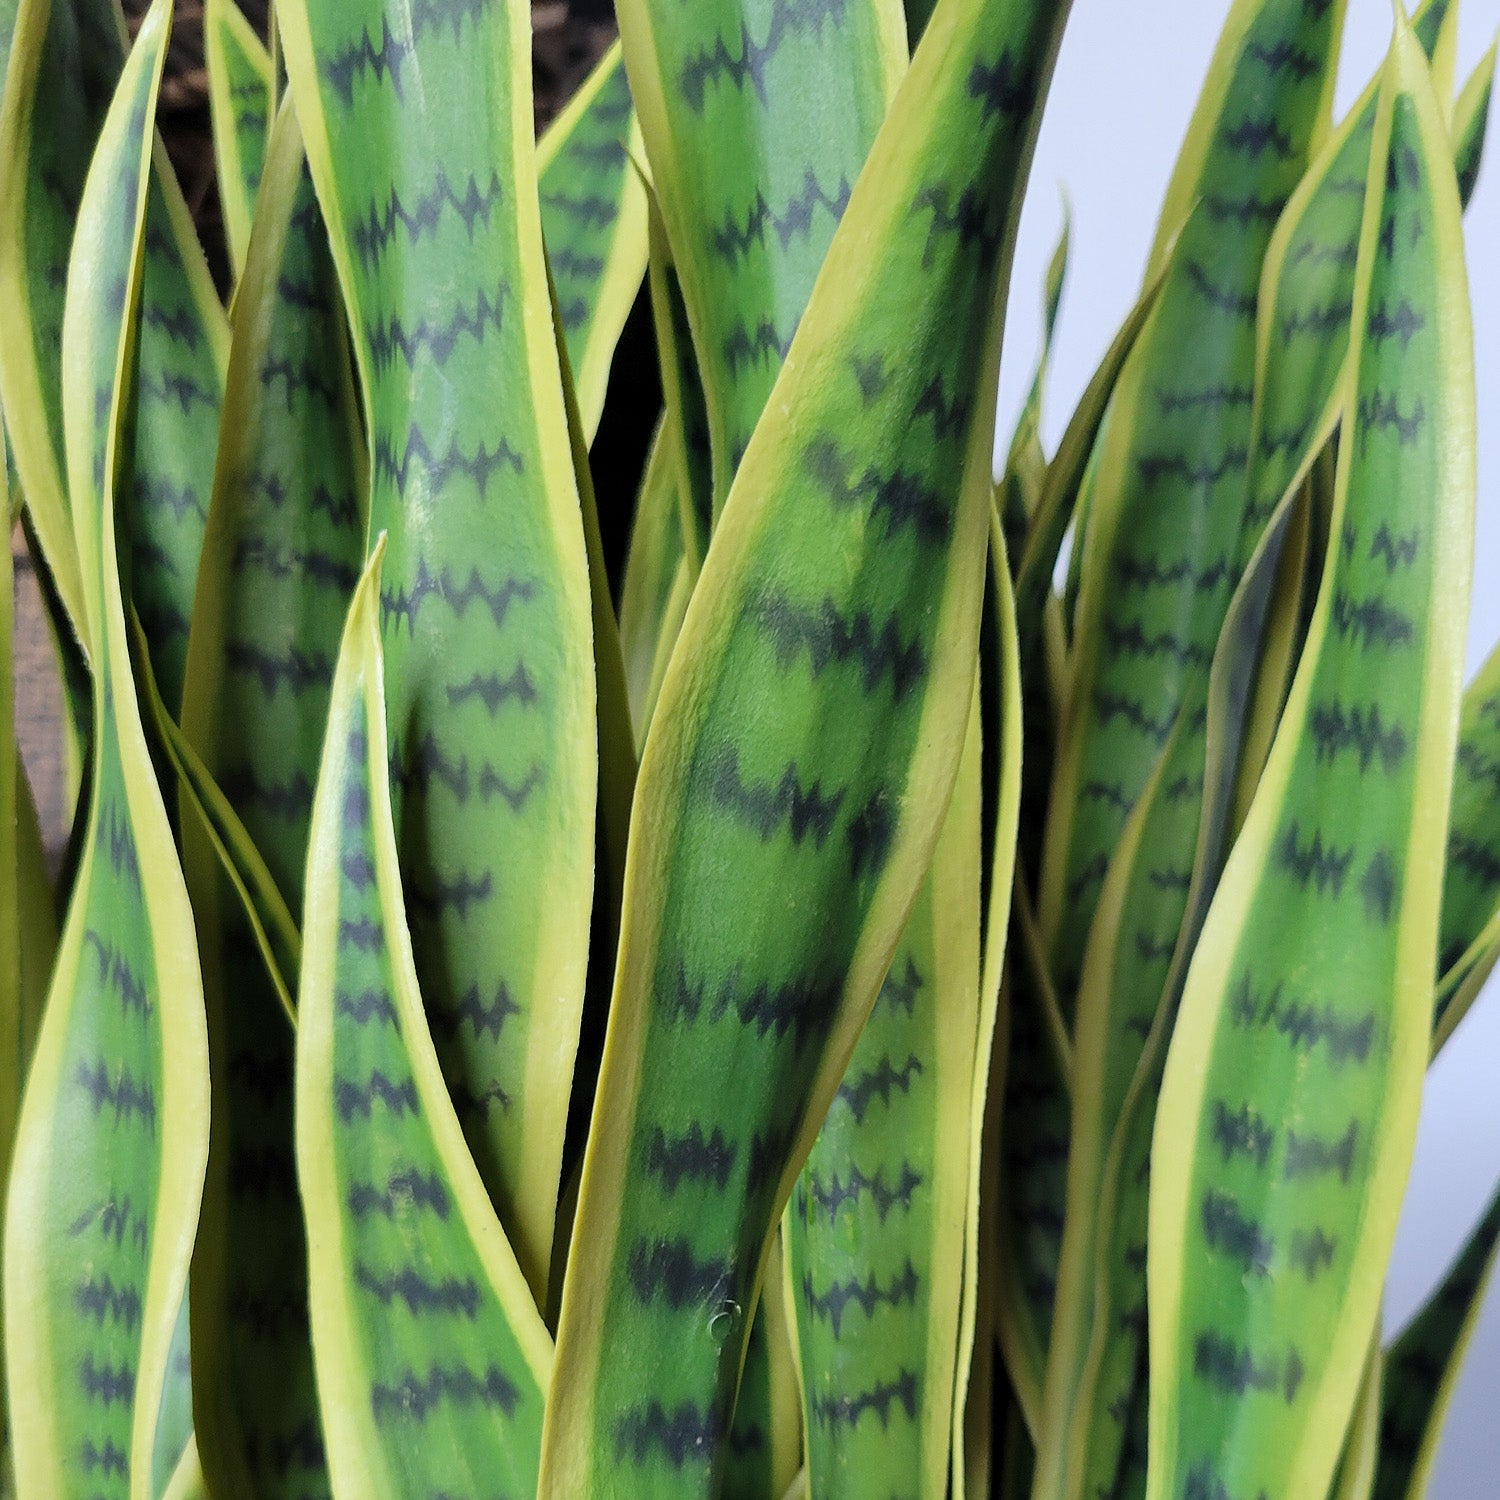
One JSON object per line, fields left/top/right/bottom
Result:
{"left": 297, "top": 538, "right": 552, "bottom": 1495}
{"left": 205, "top": 0, "right": 274, "bottom": 283}
{"left": 278, "top": 0, "right": 599, "bottom": 1297}
{"left": 1146, "top": 20, "right": 1474, "bottom": 1499}
{"left": 537, "top": 41, "right": 649, "bottom": 444}
{"left": 0, "top": 0, "right": 121, "bottom": 643}
{"left": 181, "top": 95, "right": 364, "bottom": 1499}
{"left": 1374, "top": 1178, "right": 1500, "bottom": 1500}
{"left": 616, "top": 0, "right": 907, "bottom": 524}
{"left": 541, "top": 0, "right": 1068, "bottom": 1490}
{"left": 785, "top": 693, "right": 981, "bottom": 1499}
{"left": 4, "top": 8, "right": 211, "bottom": 1494}
{"left": 1452, "top": 39, "right": 1496, "bottom": 207}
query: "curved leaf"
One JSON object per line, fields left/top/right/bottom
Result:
{"left": 616, "top": 0, "right": 907, "bottom": 526}
{"left": 541, "top": 0, "right": 1067, "bottom": 1490}
{"left": 1374, "top": 1180, "right": 1500, "bottom": 1500}
{"left": 278, "top": 0, "right": 600, "bottom": 1297}
{"left": 3, "top": 12, "right": 211, "bottom": 1494}
{"left": 297, "top": 538, "right": 553, "bottom": 1494}
{"left": 1145, "top": 24, "right": 1474, "bottom": 1498}
{"left": 179, "top": 94, "right": 365, "bottom": 1500}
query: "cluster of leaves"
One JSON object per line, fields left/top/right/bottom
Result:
{"left": 0, "top": 0, "right": 1494, "bottom": 1494}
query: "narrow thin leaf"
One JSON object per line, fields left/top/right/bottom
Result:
{"left": 1374, "top": 1180, "right": 1500, "bottom": 1500}
{"left": 538, "top": 41, "right": 650, "bottom": 444}
{"left": 179, "top": 93, "right": 364, "bottom": 1499}
{"left": 279, "top": 0, "right": 600, "bottom": 1297}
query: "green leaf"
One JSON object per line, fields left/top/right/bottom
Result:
{"left": 296, "top": 537, "right": 552, "bottom": 1494}
{"left": 617, "top": 0, "right": 907, "bottom": 527}
{"left": 0, "top": 0, "right": 120, "bottom": 644}
{"left": 3, "top": 11, "right": 211, "bottom": 1494}
{"left": 785, "top": 692, "right": 982, "bottom": 1498}
{"left": 538, "top": 41, "right": 651, "bottom": 444}
{"left": 1145, "top": 22, "right": 1475, "bottom": 1498}
{"left": 205, "top": 0, "right": 274, "bottom": 283}
{"left": 540, "top": 0, "right": 1066, "bottom": 1489}
{"left": 279, "top": 0, "right": 601, "bottom": 1298}
{"left": 997, "top": 203, "right": 1069, "bottom": 553}
{"left": 1037, "top": 0, "right": 1348, "bottom": 1023}
{"left": 1452, "top": 38, "right": 1496, "bottom": 207}
{"left": 1374, "top": 1180, "right": 1500, "bottom": 1500}
{"left": 618, "top": 423, "right": 688, "bottom": 742}
{"left": 177, "top": 92, "right": 365, "bottom": 1498}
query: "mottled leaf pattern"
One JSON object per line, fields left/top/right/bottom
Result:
{"left": 1146, "top": 25, "right": 1473, "bottom": 1499}
{"left": 1374, "top": 1180, "right": 1500, "bottom": 1500}
{"left": 4, "top": 12, "right": 211, "bottom": 1496}
{"left": 538, "top": 41, "right": 650, "bottom": 442}
{"left": 0, "top": 0, "right": 121, "bottom": 640}
{"left": 205, "top": 0, "right": 274, "bottom": 281}
{"left": 278, "top": 0, "right": 599, "bottom": 1296}
{"left": 180, "top": 97, "right": 364, "bottom": 1500}
{"left": 785, "top": 699, "right": 980, "bottom": 1498}
{"left": 296, "top": 540, "right": 553, "bottom": 1495}
{"left": 541, "top": 0, "right": 1065, "bottom": 1490}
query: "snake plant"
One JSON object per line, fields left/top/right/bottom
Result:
{"left": 0, "top": 0, "right": 1493, "bottom": 1493}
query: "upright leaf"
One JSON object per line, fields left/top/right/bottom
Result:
{"left": 3, "top": 11, "right": 211, "bottom": 1494}
{"left": 1452, "top": 39, "right": 1496, "bottom": 207}
{"left": 296, "top": 541, "right": 553, "bottom": 1494}
{"left": 1037, "top": 0, "right": 1347, "bottom": 1015}
{"left": 205, "top": 0, "right": 274, "bottom": 282}
{"left": 1374, "top": 1179, "right": 1500, "bottom": 1500}
{"left": 181, "top": 96, "right": 364, "bottom": 1499}
{"left": 616, "top": 0, "right": 907, "bottom": 524}
{"left": 1145, "top": 23, "right": 1474, "bottom": 1498}
{"left": 541, "top": 0, "right": 1067, "bottom": 1490}
{"left": 537, "top": 41, "right": 650, "bottom": 444}
{"left": 278, "top": 0, "right": 600, "bottom": 1296}
{"left": 785, "top": 694, "right": 981, "bottom": 1499}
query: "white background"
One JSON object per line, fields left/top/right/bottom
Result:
{"left": 993, "top": 1, "right": 1500, "bottom": 1489}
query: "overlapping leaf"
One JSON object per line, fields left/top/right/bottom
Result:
{"left": 205, "top": 0, "right": 274, "bottom": 282}
{"left": 538, "top": 41, "right": 650, "bottom": 444}
{"left": 541, "top": 0, "right": 1067, "bottom": 1490}
{"left": 296, "top": 541, "right": 553, "bottom": 1495}
{"left": 785, "top": 699, "right": 981, "bottom": 1498}
{"left": 1145, "top": 22, "right": 1474, "bottom": 1497}
{"left": 616, "top": 0, "right": 907, "bottom": 525}
{"left": 1374, "top": 1179, "right": 1500, "bottom": 1500}
{"left": 278, "top": 0, "right": 599, "bottom": 1297}
{"left": 4, "top": 11, "right": 211, "bottom": 1493}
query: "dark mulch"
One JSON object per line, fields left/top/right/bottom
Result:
{"left": 18, "top": 0, "right": 618, "bottom": 849}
